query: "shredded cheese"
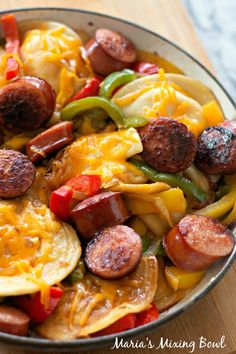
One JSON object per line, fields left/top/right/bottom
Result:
{"left": 0, "top": 198, "right": 62, "bottom": 306}
{"left": 79, "top": 293, "right": 104, "bottom": 327}
{"left": 20, "top": 25, "right": 91, "bottom": 104}
{"left": 49, "top": 128, "right": 146, "bottom": 187}
{"left": 69, "top": 290, "right": 84, "bottom": 330}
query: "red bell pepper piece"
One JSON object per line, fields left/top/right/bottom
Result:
{"left": 50, "top": 186, "right": 73, "bottom": 221}
{"left": 5, "top": 56, "right": 19, "bottom": 80}
{"left": 133, "top": 61, "right": 159, "bottom": 75}
{"left": 93, "top": 314, "right": 137, "bottom": 336}
{"left": 93, "top": 304, "right": 159, "bottom": 336}
{"left": 50, "top": 175, "right": 101, "bottom": 221}
{"left": 14, "top": 287, "right": 63, "bottom": 323}
{"left": 1, "top": 14, "right": 20, "bottom": 80}
{"left": 136, "top": 303, "right": 159, "bottom": 326}
{"left": 70, "top": 77, "right": 102, "bottom": 102}
{"left": 66, "top": 175, "right": 101, "bottom": 198}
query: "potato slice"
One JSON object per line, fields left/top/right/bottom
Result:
{"left": 37, "top": 256, "right": 157, "bottom": 339}
{"left": 20, "top": 20, "right": 83, "bottom": 94}
{"left": 113, "top": 73, "right": 219, "bottom": 106}
{"left": 19, "top": 20, "right": 79, "bottom": 39}
{"left": 47, "top": 128, "right": 146, "bottom": 189}
{"left": 0, "top": 196, "right": 81, "bottom": 296}
{"left": 112, "top": 73, "right": 224, "bottom": 134}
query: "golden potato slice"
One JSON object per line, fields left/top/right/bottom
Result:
{"left": 20, "top": 20, "right": 83, "bottom": 96}
{"left": 37, "top": 255, "right": 157, "bottom": 339}
{"left": 47, "top": 127, "right": 146, "bottom": 189}
{"left": 0, "top": 196, "right": 81, "bottom": 296}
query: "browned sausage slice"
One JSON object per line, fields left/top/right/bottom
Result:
{"left": 0, "top": 305, "right": 30, "bottom": 336}
{"left": 96, "top": 29, "right": 137, "bottom": 63}
{"left": 195, "top": 126, "right": 236, "bottom": 174}
{"left": 85, "top": 225, "right": 142, "bottom": 279}
{"left": 0, "top": 150, "right": 35, "bottom": 198}
{"left": 85, "top": 29, "right": 137, "bottom": 76}
{"left": 70, "top": 191, "right": 130, "bottom": 238}
{"left": 0, "top": 76, "right": 56, "bottom": 132}
{"left": 163, "top": 214, "right": 234, "bottom": 271}
{"left": 139, "top": 117, "right": 197, "bottom": 173}
{"left": 26, "top": 121, "right": 74, "bottom": 163}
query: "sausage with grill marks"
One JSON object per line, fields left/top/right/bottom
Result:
{"left": 0, "top": 149, "right": 35, "bottom": 198}
{"left": 0, "top": 76, "right": 56, "bottom": 132}
{"left": 85, "top": 225, "right": 142, "bottom": 279}
{"left": 85, "top": 29, "right": 137, "bottom": 76}
{"left": 139, "top": 117, "right": 197, "bottom": 173}
{"left": 163, "top": 214, "right": 234, "bottom": 271}
{"left": 70, "top": 191, "right": 130, "bottom": 238}
{"left": 195, "top": 126, "right": 236, "bottom": 174}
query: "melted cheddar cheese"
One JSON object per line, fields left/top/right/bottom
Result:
{"left": 48, "top": 127, "right": 146, "bottom": 189}
{"left": 0, "top": 195, "right": 81, "bottom": 304}
{"left": 0, "top": 199, "right": 59, "bottom": 276}
{"left": 20, "top": 22, "right": 91, "bottom": 106}
{"left": 113, "top": 72, "right": 222, "bottom": 136}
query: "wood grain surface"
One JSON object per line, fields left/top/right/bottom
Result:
{"left": 0, "top": 1, "right": 235, "bottom": 353}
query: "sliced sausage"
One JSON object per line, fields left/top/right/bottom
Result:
{"left": 139, "top": 117, "right": 197, "bottom": 173}
{"left": 85, "top": 28, "right": 137, "bottom": 76}
{"left": 163, "top": 214, "right": 234, "bottom": 271}
{"left": 26, "top": 121, "right": 74, "bottom": 163}
{"left": 0, "top": 76, "right": 56, "bottom": 132}
{"left": 70, "top": 191, "right": 130, "bottom": 238}
{"left": 85, "top": 225, "right": 142, "bottom": 279}
{"left": 0, "top": 305, "right": 30, "bottom": 336}
{"left": 195, "top": 126, "right": 236, "bottom": 174}
{"left": 0, "top": 149, "right": 35, "bottom": 198}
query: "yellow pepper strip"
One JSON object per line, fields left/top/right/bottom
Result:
{"left": 124, "top": 193, "right": 173, "bottom": 226}
{"left": 165, "top": 266, "right": 205, "bottom": 291}
{"left": 139, "top": 213, "right": 169, "bottom": 238}
{"left": 222, "top": 202, "right": 236, "bottom": 225}
{"left": 108, "top": 181, "right": 170, "bottom": 194}
{"left": 1, "top": 134, "right": 31, "bottom": 151}
{"left": 175, "top": 116, "right": 203, "bottom": 137}
{"left": 129, "top": 216, "right": 147, "bottom": 236}
{"left": 184, "top": 165, "right": 210, "bottom": 192}
{"left": 157, "top": 188, "right": 187, "bottom": 214}
{"left": 194, "top": 186, "right": 236, "bottom": 218}
{"left": 202, "top": 100, "right": 224, "bottom": 126}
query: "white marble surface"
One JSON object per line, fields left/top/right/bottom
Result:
{"left": 183, "top": 0, "right": 236, "bottom": 102}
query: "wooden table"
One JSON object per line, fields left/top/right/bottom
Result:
{"left": 0, "top": 1, "right": 235, "bottom": 353}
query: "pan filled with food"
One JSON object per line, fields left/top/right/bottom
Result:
{"left": 0, "top": 8, "right": 235, "bottom": 351}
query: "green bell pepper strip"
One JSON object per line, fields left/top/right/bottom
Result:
{"left": 129, "top": 158, "right": 207, "bottom": 202}
{"left": 67, "top": 260, "right": 85, "bottom": 284}
{"left": 144, "top": 238, "right": 166, "bottom": 257}
{"left": 99, "top": 69, "right": 137, "bottom": 99}
{"left": 61, "top": 97, "right": 125, "bottom": 128}
{"left": 124, "top": 116, "right": 149, "bottom": 128}
{"left": 141, "top": 234, "right": 152, "bottom": 253}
